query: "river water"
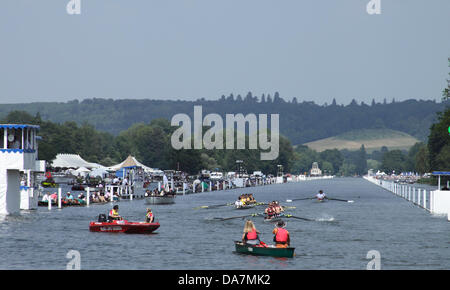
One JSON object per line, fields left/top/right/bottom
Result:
{"left": 0, "top": 177, "right": 449, "bottom": 270}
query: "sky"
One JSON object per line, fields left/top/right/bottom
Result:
{"left": 0, "top": 0, "right": 449, "bottom": 105}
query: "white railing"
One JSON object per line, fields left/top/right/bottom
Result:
{"left": 363, "top": 176, "right": 436, "bottom": 213}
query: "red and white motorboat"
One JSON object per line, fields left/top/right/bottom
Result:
{"left": 89, "top": 220, "right": 160, "bottom": 234}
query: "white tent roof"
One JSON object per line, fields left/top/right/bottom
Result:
{"left": 74, "top": 166, "right": 91, "bottom": 173}
{"left": 52, "top": 154, "right": 104, "bottom": 169}
{"left": 90, "top": 167, "right": 108, "bottom": 178}
{"left": 107, "top": 155, "right": 161, "bottom": 173}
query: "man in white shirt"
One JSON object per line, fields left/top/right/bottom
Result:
{"left": 316, "top": 190, "right": 327, "bottom": 201}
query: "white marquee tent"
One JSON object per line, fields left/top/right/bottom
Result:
{"left": 107, "top": 155, "right": 163, "bottom": 174}
{"left": 70, "top": 166, "right": 91, "bottom": 177}
{"left": 52, "top": 154, "right": 104, "bottom": 169}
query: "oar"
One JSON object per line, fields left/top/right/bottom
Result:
{"left": 194, "top": 203, "right": 233, "bottom": 209}
{"left": 286, "top": 197, "right": 314, "bottom": 203}
{"left": 327, "top": 198, "right": 354, "bottom": 203}
{"left": 214, "top": 213, "right": 261, "bottom": 221}
{"left": 281, "top": 206, "right": 296, "bottom": 210}
{"left": 283, "top": 214, "right": 314, "bottom": 222}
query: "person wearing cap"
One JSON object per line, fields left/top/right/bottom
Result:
{"left": 145, "top": 208, "right": 154, "bottom": 223}
{"left": 272, "top": 221, "right": 290, "bottom": 248}
{"left": 108, "top": 205, "right": 122, "bottom": 222}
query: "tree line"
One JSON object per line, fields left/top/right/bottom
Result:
{"left": 2, "top": 104, "right": 447, "bottom": 176}
{"left": 1, "top": 111, "right": 296, "bottom": 175}
{"left": 0, "top": 94, "right": 447, "bottom": 145}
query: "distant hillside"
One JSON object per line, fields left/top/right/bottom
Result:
{"left": 303, "top": 129, "right": 421, "bottom": 152}
{"left": 0, "top": 95, "right": 447, "bottom": 144}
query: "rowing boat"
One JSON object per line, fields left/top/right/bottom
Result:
{"left": 38, "top": 199, "right": 86, "bottom": 207}
{"left": 235, "top": 204, "right": 256, "bottom": 210}
{"left": 234, "top": 241, "right": 295, "bottom": 258}
{"left": 263, "top": 216, "right": 283, "bottom": 223}
{"left": 89, "top": 220, "right": 160, "bottom": 234}
{"left": 145, "top": 195, "right": 176, "bottom": 205}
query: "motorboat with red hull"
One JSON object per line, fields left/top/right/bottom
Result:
{"left": 89, "top": 220, "right": 160, "bottom": 234}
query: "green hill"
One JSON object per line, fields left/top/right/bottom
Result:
{"left": 303, "top": 129, "right": 420, "bottom": 152}
{"left": 0, "top": 96, "right": 447, "bottom": 144}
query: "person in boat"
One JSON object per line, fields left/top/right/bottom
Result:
{"left": 264, "top": 203, "right": 277, "bottom": 220}
{"left": 77, "top": 192, "right": 86, "bottom": 203}
{"left": 273, "top": 201, "right": 284, "bottom": 215}
{"left": 42, "top": 193, "right": 49, "bottom": 202}
{"left": 66, "top": 192, "right": 74, "bottom": 204}
{"left": 273, "top": 220, "right": 290, "bottom": 248}
{"left": 50, "top": 192, "right": 58, "bottom": 202}
{"left": 98, "top": 194, "right": 106, "bottom": 203}
{"left": 145, "top": 208, "right": 154, "bottom": 223}
{"left": 316, "top": 190, "right": 327, "bottom": 201}
{"left": 242, "top": 220, "right": 261, "bottom": 245}
{"left": 108, "top": 205, "right": 122, "bottom": 222}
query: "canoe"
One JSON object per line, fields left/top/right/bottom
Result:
{"left": 89, "top": 220, "right": 160, "bottom": 234}
{"left": 145, "top": 195, "right": 176, "bottom": 205}
{"left": 234, "top": 241, "right": 295, "bottom": 258}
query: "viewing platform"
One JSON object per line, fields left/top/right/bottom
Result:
{"left": 0, "top": 124, "right": 44, "bottom": 214}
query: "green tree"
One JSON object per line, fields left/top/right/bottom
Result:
{"left": 381, "top": 150, "right": 406, "bottom": 174}
{"left": 427, "top": 107, "right": 450, "bottom": 170}
{"left": 355, "top": 144, "right": 368, "bottom": 175}
{"left": 319, "top": 149, "right": 343, "bottom": 174}
{"left": 415, "top": 145, "right": 430, "bottom": 173}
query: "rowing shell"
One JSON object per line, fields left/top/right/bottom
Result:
{"left": 263, "top": 216, "right": 283, "bottom": 223}
{"left": 235, "top": 204, "right": 256, "bottom": 210}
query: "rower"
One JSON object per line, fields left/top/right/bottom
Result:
{"left": 273, "top": 201, "right": 283, "bottom": 215}
{"left": 265, "top": 203, "right": 276, "bottom": 219}
{"left": 145, "top": 208, "right": 154, "bottom": 223}
{"left": 273, "top": 220, "right": 290, "bottom": 248}
{"left": 316, "top": 190, "right": 327, "bottom": 201}
{"left": 242, "top": 220, "right": 260, "bottom": 245}
{"left": 108, "top": 205, "right": 122, "bottom": 222}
